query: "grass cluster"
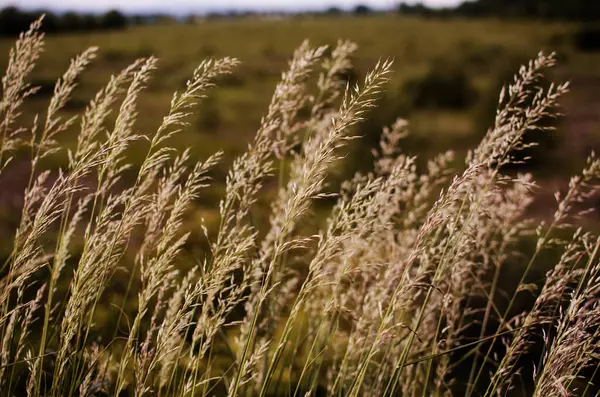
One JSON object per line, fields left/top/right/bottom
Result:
{"left": 1, "top": 18, "right": 600, "bottom": 397}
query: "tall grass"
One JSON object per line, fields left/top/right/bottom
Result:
{"left": 1, "top": 18, "right": 599, "bottom": 396}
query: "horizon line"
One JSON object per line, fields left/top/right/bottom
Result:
{"left": 4, "top": 1, "right": 466, "bottom": 16}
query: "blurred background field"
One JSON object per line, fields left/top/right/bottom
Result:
{"left": 1, "top": 11, "right": 599, "bottom": 243}
{"left": 0, "top": 14, "right": 589, "bottom": 164}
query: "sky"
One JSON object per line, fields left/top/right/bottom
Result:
{"left": 1, "top": 0, "right": 465, "bottom": 14}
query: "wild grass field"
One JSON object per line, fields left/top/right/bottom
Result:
{"left": 1, "top": 15, "right": 600, "bottom": 397}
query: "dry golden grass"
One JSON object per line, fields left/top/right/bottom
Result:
{"left": 1, "top": 18, "right": 600, "bottom": 397}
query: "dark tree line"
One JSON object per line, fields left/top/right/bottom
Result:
{"left": 0, "top": 7, "right": 128, "bottom": 36}
{"left": 398, "top": 0, "right": 600, "bottom": 21}
{"left": 1, "top": 0, "right": 598, "bottom": 38}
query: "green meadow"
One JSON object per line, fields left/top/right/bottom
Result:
{"left": 0, "top": 15, "right": 589, "bottom": 160}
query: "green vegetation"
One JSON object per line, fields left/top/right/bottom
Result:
{"left": 0, "top": 16, "right": 589, "bottom": 163}
{"left": 1, "top": 16, "right": 600, "bottom": 397}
